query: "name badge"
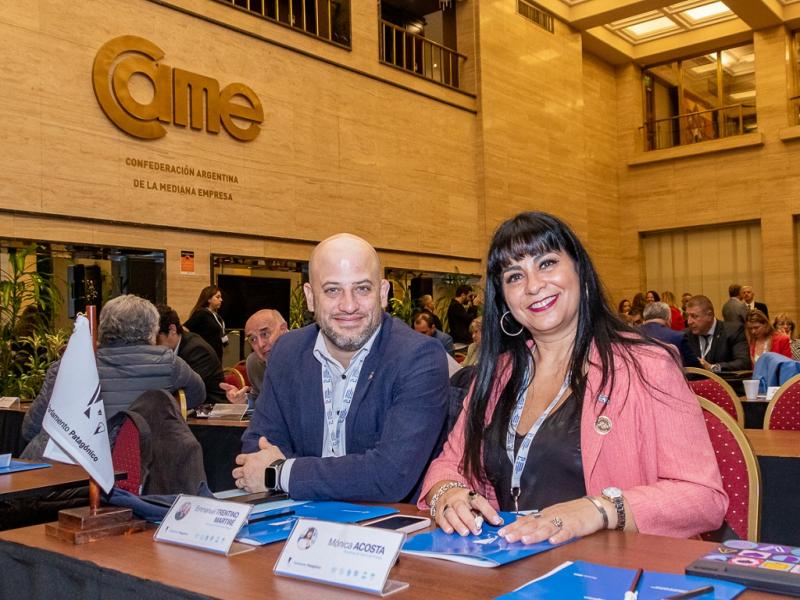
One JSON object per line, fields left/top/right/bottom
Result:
{"left": 0, "top": 397, "right": 20, "bottom": 409}
{"left": 275, "top": 518, "right": 409, "bottom": 596}
{"left": 154, "top": 494, "right": 254, "bottom": 556}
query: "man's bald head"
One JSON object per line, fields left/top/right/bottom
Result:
{"left": 244, "top": 309, "right": 287, "bottom": 362}
{"left": 308, "top": 233, "right": 383, "bottom": 285}
{"left": 304, "top": 233, "right": 389, "bottom": 365}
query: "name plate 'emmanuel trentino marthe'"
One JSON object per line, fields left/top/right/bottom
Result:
{"left": 92, "top": 35, "right": 264, "bottom": 142}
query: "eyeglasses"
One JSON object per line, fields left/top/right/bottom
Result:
{"left": 246, "top": 328, "right": 272, "bottom": 346}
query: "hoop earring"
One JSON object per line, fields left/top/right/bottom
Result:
{"left": 500, "top": 310, "right": 524, "bottom": 337}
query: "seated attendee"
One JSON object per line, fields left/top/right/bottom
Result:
{"left": 617, "top": 298, "right": 631, "bottom": 318}
{"left": 447, "top": 285, "right": 479, "bottom": 345}
{"left": 721, "top": 284, "right": 747, "bottom": 326}
{"left": 417, "top": 294, "right": 443, "bottom": 331}
{"left": 21, "top": 295, "right": 204, "bottom": 457}
{"left": 741, "top": 285, "right": 768, "bottom": 319}
{"left": 685, "top": 295, "right": 750, "bottom": 373}
{"left": 221, "top": 309, "right": 287, "bottom": 405}
{"left": 233, "top": 233, "right": 449, "bottom": 502}
{"left": 747, "top": 309, "right": 791, "bottom": 364}
{"left": 773, "top": 313, "right": 800, "bottom": 360}
{"left": 660, "top": 290, "right": 684, "bottom": 331}
{"left": 462, "top": 317, "right": 482, "bottom": 366}
{"left": 645, "top": 290, "right": 660, "bottom": 304}
{"left": 626, "top": 306, "right": 643, "bottom": 326}
{"left": 413, "top": 312, "right": 455, "bottom": 356}
{"left": 420, "top": 212, "right": 726, "bottom": 543}
{"left": 157, "top": 305, "right": 226, "bottom": 404}
{"left": 641, "top": 302, "right": 701, "bottom": 368}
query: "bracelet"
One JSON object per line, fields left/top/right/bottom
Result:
{"left": 584, "top": 496, "right": 609, "bottom": 530}
{"left": 429, "top": 482, "right": 467, "bottom": 518}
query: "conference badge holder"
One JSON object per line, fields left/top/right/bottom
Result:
{"left": 154, "top": 494, "right": 255, "bottom": 556}
{"left": 274, "top": 517, "right": 409, "bottom": 596}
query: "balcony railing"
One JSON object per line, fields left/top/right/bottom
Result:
{"left": 218, "top": 0, "right": 350, "bottom": 48}
{"left": 640, "top": 104, "right": 755, "bottom": 151}
{"left": 379, "top": 20, "right": 466, "bottom": 89}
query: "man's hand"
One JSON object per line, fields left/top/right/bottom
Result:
{"left": 220, "top": 382, "right": 250, "bottom": 404}
{"left": 699, "top": 358, "right": 714, "bottom": 371}
{"left": 232, "top": 436, "right": 286, "bottom": 492}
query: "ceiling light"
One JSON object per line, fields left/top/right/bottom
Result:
{"left": 682, "top": 2, "right": 731, "bottom": 22}
{"left": 625, "top": 16, "right": 677, "bottom": 37}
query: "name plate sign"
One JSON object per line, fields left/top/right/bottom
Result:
{"left": 0, "top": 397, "right": 20, "bottom": 409}
{"left": 154, "top": 494, "right": 253, "bottom": 556}
{"left": 275, "top": 518, "right": 408, "bottom": 596}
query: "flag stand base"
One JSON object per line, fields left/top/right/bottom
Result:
{"left": 45, "top": 506, "right": 147, "bottom": 544}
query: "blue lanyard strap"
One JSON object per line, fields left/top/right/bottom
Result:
{"left": 505, "top": 361, "right": 571, "bottom": 511}
{"left": 320, "top": 351, "right": 369, "bottom": 456}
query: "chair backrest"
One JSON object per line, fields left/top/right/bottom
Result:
{"left": 685, "top": 367, "right": 744, "bottom": 428}
{"left": 111, "top": 417, "right": 142, "bottom": 495}
{"left": 223, "top": 367, "right": 246, "bottom": 390}
{"left": 698, "top": 396, "right": 761, "bottom": 541}
{"left": 234, "top": 360, "right": 250, "bottom": 386}
{"left": 764, "top": 372, "right": 800, "bottom": 430}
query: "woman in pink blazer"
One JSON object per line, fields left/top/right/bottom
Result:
{"left": 419, "top": 212, "right": 727, "bottom": 544}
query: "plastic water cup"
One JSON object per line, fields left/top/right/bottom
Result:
{"left": 743, "top": 379, "right": 759, "bottom": 401}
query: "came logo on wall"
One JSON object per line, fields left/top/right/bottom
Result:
{"left": 93, "top": 35, "right": 263, "bottom": 142}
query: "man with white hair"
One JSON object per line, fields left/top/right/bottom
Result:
{"left": 234, "top": 234, "right": 449, "bottom": 502}
{"left": 641, "top": 302, "right": 701, "bottom": 368}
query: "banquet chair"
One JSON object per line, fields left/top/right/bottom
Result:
{"left": 698, "top": 396, "right": 761, "bottom": 541}
{"left": 763, "top": 373, "right": 800, "bottom": 430}
{"left": 111, "top": 418, "right": 143, "bottom": 496}
{"left": 234, "top": 360, "right": 250, "bottom": 386}
{"left": 223, "top": 367, "right": 246, "bottom": 390}
{"left": 685, "top": 367, "right": 745, "bottom": 428}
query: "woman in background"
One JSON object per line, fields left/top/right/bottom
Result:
{"left": 660, "top": 291, "right": 684, "bottom": 331}
{"left": 773, "top": 313, "right": 800, "bottom": 360}
{"left": 420, "top": 211, "right": 726, "bottom": 544}
{"left": 747, "top": 309, "right": 791, "bottom": 363}
{"left": 184, "top": 285, "right": 228, "bottom": 360}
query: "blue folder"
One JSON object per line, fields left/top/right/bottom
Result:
{"left": 0, "top": 461, "right": 51, "bottom": 475}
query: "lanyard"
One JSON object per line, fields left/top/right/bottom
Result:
{"left": 700, "top": 334, "right": 714, "bottom": 359}
{"left": 506, "top": 362, "right": 571, "bottom": 514}
{"left": 320, "top": 351, "right": 369, "bottom": 457}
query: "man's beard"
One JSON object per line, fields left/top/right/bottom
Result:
{"left": 317, "top": 310, "right": 380, "bottom": 352}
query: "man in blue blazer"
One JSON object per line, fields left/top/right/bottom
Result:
{"left": 640, "top": 302, "right": 701, "bottom": 368}
{"left": 234, "top": 233, "right": 449, "bottom": 502}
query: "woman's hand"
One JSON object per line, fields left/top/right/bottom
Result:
{"left": 435, "top": 488, "right": 503, "bottom": 536}
{"left": 498, "top": 497, "right": 606, "bottom": 545}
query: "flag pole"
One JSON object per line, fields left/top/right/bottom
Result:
{"left": 86, "top": 305, "right": 101, "bottom": 513}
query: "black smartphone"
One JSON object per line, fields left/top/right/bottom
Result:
{"left": 363, "top": 515, "right": 431, "bottom": 533}
{"left": 235, "top": 491, "right": 289, "bottom": 504}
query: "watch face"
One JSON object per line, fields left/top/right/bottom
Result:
{"left": 265, "top": 466, "right": 278, "bottom": 490}
{"left": 602, "top": 486, "right": 622, "bottom": 499}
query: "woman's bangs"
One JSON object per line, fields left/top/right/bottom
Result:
{"left": 489, "top": 227, "right": 564, "bottom": 274}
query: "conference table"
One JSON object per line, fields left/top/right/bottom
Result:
{"left": 0, "top": 505, "right": 788, "bottom": 599}
{"left": 0, "top": 461, "right": 92, "bottom": 501}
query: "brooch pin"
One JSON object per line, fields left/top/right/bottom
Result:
{"left": 597, "top": 394, "right": 609, "bottom": 405}
{"left": 594, "top": 415, "right": 612, "bottom": 435}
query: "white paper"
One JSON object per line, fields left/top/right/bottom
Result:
{"left": 274, "top": 518, "right": 407, "bottom": 596}
{"left": 154, "top": 494, "right": 252, "bottom": 555}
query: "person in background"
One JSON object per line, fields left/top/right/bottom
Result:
{"left": 684, "top": 295, "right": 750, "bottom": 373}
{"left": 645, "top": 290, "right": 660, "bottom": 304}
{"left": 741, "top": 285, "right": 769, "bottom": 319}
{"left": 184, "top": 285, "right": 228, "bottom": 360}
{"left": 417, "top": 294, "right": 443, "bottom": 331}
{"left": 722, "top": 284, "right": 747, "bottom": 326}
{"left": 462, "top": 317, "right": 482, "bottom": 366}
{"left": 747, "top": 309, "right": 791, "bottom": 364}
{"left": 420, "top": 211, "right": 726, "bottom": 544}
{"left": 157, "top": 305, "right": 225, "bottom": 404}
{"left": 447, "top": 284, "right": 480, "bottom": 345}
{"left": 617, "top": 299, "right": 631, "bottom": 317}
{"left": 627, "top": 306, "right": 644, "bottom": 326}
{"left": 22, "top": 295, "right": 204, "bottom": 456}
{"left": 222, "top": 309, "right": 288, "bottom": 405}
{"left": 233, "top": 233, "right": 448, "bottom": 502}
{"left": 680, "top": 292, "right": 692, "bottom": 326}
{"left": 660, "top": 291, "right": 684, "bottom": 331}
{"left": 631, "top": 292, "right": 647, "bottom": 314}
{"left": 773, "top": 313, "right": 800, "bottom": 360}
{"left": 413, "top": 312, "right": 455, "bottom": 356}
{"left": 641, "top": 302, "right": 701, "bottom": 368}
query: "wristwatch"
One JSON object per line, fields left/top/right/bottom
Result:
{"left": 265, "top": 459, "right": 286, "bottom": 491}
{"left": 601, "top": 486, "right": 626, "bottom": 530}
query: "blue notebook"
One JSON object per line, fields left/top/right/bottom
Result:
{"left": 236, "top": 501, "right": 398, "bottom": 546}
{"left": 497, "top": 560, "right": 745, "bottom": 599}
{"left": 401, "top": 511, "right": 570, "bottom": 568}
{"left": 0, "top": 461, "right": 51, "bottom": 475}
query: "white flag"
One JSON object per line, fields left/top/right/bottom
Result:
{"left": 43, "top": 315, "right": 115, "bottom": 493}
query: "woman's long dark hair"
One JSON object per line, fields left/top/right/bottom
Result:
{"left": 189, "top": 284, "right": 220, "bottom": 316}
{"left": 462, "top": 212, "right": 656, "bottom": 483}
